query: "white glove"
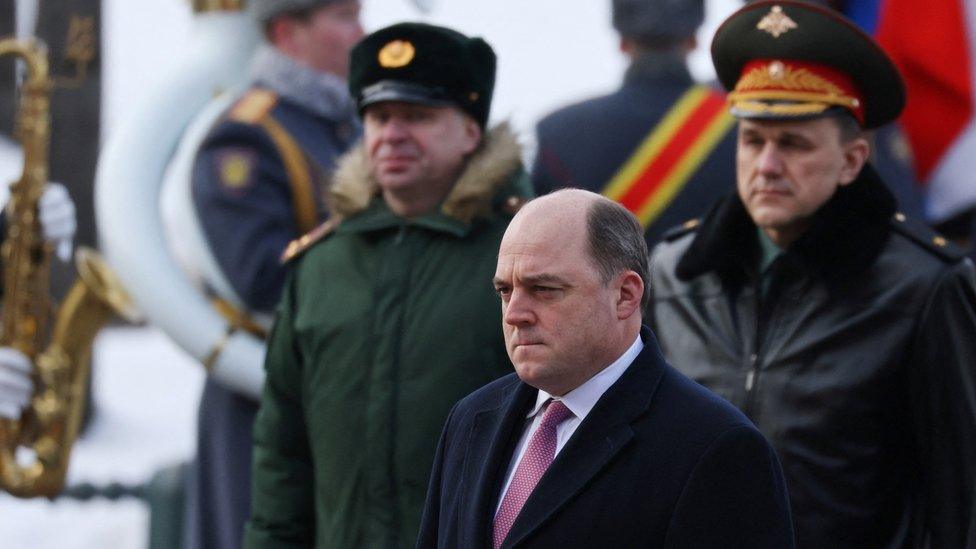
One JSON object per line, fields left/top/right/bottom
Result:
{"left": 0, "top": 347, "right": 34, "bottom": 420}
{"left": 38, "top": 182, "right": 76, "bottom": 262}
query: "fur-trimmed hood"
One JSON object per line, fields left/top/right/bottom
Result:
{"left": 328, "top": 122, "right": 523, "bottom": 224}
{"left": 675, "top": 164, "right": 897, "bottom": 285}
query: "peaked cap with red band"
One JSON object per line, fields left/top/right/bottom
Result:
{"left": 711, "top": 0, "right": 905, "bottom": 129}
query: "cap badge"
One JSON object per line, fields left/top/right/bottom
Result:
{"left": 768, "top": 60, "right": 786, "bottom": 79}
{"left": 757, "top": 6, "right": 798, "bottom": 38}
{"left": 378, "top": 40, "right": 415, "bottom": 68}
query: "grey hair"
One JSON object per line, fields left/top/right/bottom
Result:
{"left": 585, "top": 198, "right": 651, "bottom": 310}
{"left": 830, "top": 110, "right": 865, "bottom": 143}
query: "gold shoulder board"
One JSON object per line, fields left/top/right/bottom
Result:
{"left": 280, "top": 217, "right": 341, "bottom": 264}
{"left": 229, "top": 89, "right": 278, "bottom": 124}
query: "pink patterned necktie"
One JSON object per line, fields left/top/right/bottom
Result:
{"left": 492, "top": 399, "right": 575, "bottom": 549}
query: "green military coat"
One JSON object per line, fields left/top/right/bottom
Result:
{"left": 245, "top": 125, "right": 531, "bottom": 549}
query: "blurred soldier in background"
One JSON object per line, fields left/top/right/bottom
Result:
{"left": 531, "top": 0, "right": 736, "bottom": 248}
{"left": 184, "top": 1, "right": 363, "bottom": 548}
{"left": 245, "top": 22, "right": 531, "bottom": 548}
{"left": 651, "top": 2, "right": 976, "bottom": 546}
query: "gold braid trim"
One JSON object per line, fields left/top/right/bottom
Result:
{"left": 733, "top": 65, "right": 858, "bottom": 106}
{"left": 192, "top": 0, "right": 245, "bottom": 13}
{"left": 259, "top": 117, "right": 318, "bottom": 234}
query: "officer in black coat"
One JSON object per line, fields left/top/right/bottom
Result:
{"left": 183, "top": 1, "right": 363, "bottom": 548}
{"left": 531, "top": 0, "right": 737, "bottom": 248}
{"left": 650, "top": 2, "right": 976, "bottom": 546}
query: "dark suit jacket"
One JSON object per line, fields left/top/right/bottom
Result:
{"left": 417, "top": 328, "right": 794, "bottom": 548}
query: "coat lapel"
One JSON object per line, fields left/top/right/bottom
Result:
{"left": 502, "top": 328, "right": 668, "bottom": 548}
{"left": 460, "top": 380, "right": 537, "bottom": 549}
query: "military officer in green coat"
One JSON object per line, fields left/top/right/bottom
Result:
{"left": 244, "top": 22, "right": 532, "bottom": 548}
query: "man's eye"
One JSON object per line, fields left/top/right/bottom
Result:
{"left": 533, "top": 286, "right": 556, "bottom": 293}
{"left": 495, "top": 286, "right": 511, "bottom": 296}
{"left": 779, "top": 137, "right": 812, "bottom": 150}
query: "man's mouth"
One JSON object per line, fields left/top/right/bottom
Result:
{"left": 751, "top": 179, "right": 791, "bottom": 195}
{"left": 753, "top": 186, "right": 791, "bottom": 199}
{"left": 378, "top": 156, "right": 416, "bottom": 172}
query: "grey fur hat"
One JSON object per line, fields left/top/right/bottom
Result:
{"left": 612, "top": 0, "right": 704, "bottom": 48}
{"left": 249, "top": 0, "right": 345, "bottom": 24}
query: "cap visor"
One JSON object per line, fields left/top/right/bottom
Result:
{"left": 730, "top": 101, "right": 849, "bottom": 123}
{"left": 359, "top": 82, "right": 455, "bottom": 110}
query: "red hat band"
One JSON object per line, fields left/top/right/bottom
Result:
{"left": 728, "top": 59, "right": 865, "bottom": 125}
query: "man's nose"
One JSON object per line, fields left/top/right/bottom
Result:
{"left": 757, "top": 142, "right": 783, "bottom": 177}
{"left": 380, "top": 117, "right": 409, "bottom": 142}
{"left": 503, "top": 289, "right": 534, "bottom": 327}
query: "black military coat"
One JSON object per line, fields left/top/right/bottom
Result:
{"left": 649, "top": 165, "right": 976, "bottom": 548}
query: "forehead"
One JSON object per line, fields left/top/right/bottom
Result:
{"left": 496, "top": 207, "right": 588, "bottom": 273}
{"left": 737, "top": 117, "right": 840, "bottom": 140}
{"left": 363, "top": 101, "right": 458, "bottom": 119}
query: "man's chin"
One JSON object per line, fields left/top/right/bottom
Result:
{"left": 513, "top": 361, "right": 548, "bottom": 385}
{"left": 748, "top": 207, "right": 795, "bottom": 230}
{"left": 376, "top": 171, "right": 420, "bottom": 191}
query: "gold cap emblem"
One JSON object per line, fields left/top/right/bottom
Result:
{"left": 757, "top": 6, "right": 798, "bottom": 38}
{"left": 378, "top": 40, "right": 415, "bottom": 68}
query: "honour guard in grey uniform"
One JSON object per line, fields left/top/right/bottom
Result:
{"left": 184, "top": 2, "right": 363, "bottom": 548}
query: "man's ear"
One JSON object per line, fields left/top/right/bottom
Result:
{"left": 616, "top": 271, "right": 644, "bottom": 320}
{"left": 459, "top": 113, "right": 483, "bottom": 156}
{"left": 268, "top": 17, "right": 303, "bottom": 56}
{"left": 838, "top": 137, "right": 870, "bottom": 186}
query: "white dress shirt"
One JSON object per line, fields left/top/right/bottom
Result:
{"left": 494, "top": 334, "right": 644, "bottom": 515}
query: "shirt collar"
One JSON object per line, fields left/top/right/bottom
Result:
{"left": 756, "top": 226, "right": 784, "bottom": 274}
{"left": 527, "top": 334, "right": 645, "bottom": 421}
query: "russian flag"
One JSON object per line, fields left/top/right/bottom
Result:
{"left": 873, "top": 0, "right": 976, "bottom": 223}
